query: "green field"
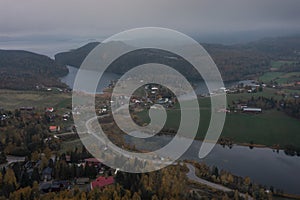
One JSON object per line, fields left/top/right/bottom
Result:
{"left": 259, "top": 71, "right": 300, "bottom": 84}
{"left": 0, "top": 89, "right": 71, "bottom": 112}
{"left": 270, "top": 61, "right": 295, "bottom": 69}
{"left": 259, "top": 72, "right": 285, "bottom": 83}
{"left": 222, "top": 110, "right": 300, "bottom": 147}
{"left": 259, "top": 60, "right": 300, "bottom": 84}
{"left": 2, "top": 89, "right": 300, "bottom": 148}
{"left": 136, "top": 92, "right": 300, "bottom": 148}
{"left": 227, "top": 87, "right": 284, "bottom": 101}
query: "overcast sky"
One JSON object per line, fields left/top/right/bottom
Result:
{"left": 1, "top": 0, "right": 300, "bottom": 43}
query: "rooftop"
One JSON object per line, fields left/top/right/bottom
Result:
{"left": 91, "top": 176, "right": 114, "bottom": 189}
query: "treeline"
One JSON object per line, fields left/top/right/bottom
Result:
{"left": 191, "top": 161, "right": 276, "bottom": 200}
{"left": 231, "top": 95, "right": 300, "bottom": 119}
{"left": 1, "top": 164, "right": 223, "bottom": 200}
{"left": 279, "top": 97, "right": 300, "bottom": 119}
{"left": 278, "top": 62, "right": 300, "bottom": 72}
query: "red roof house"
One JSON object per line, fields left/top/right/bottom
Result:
{"left": 46, "top": 107, "right": 54, "bottom": 112}
{"left": 49, "top": 126, "right": 60, "bottom": 132}
{"left": 91, "top": 176, "right": 114, "bottom": 190}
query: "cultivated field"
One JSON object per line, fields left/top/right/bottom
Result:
{"left": 0, "top": 89, "right": 71, "bottom": 111}
{"left": 136, "top": 90, "right": 300, "bottom": 148}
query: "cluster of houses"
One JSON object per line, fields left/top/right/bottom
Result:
{"left": 106, "top": 84, "right": 176, "bottom": 114}
{"left": 129, "top": 84, "right": 176, "bottom": 109}
{"left": 39, "top": 180, "right": 72, "bottom": 193}
{"left": 19, "top": 156, "right": 115, "bottom": 193}
{"left": 221, "top": 80, "right": 263, "bottom": 94}
{"left": 98, "top": 106, "right": 109, "bottom": 115}
{"left": 16, "top": 105, "right": 72, "bottom": 134}
{"left": 45, "top": 107, "right": 71, "bottom": 132}
{"left": 218, "top": 106, "right": 262, "bottom": 114}
{"left": 35, "top": 85, "right": 71, "bottom": 93}
{"left": 232, "top": 104, "right": 262, "bottom": 113}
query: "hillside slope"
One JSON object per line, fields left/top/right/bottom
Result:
{"left": 54, "top": 42, "right": 269, "bottom": 82}
{"left": 54, "top": 36, "right": 300, "bottom": 81}
{"left": 0, "top": 50, "right": 68, "bottom": 90}
{"left": 55, "top": 42, "right": 100, "bottom": 68}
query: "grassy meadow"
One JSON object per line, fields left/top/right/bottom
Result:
{"left": 0, "top": 89, "right": 71, "bottom": 112}
{"left": 136, "top": 91, "right": 300, "bottom": 148}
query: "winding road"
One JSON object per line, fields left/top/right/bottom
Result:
{"left": 186, "top": 163, "right": 253, "bottom": 200}
{"left": 80, "top": 106, "right": 252, "bottom": 198}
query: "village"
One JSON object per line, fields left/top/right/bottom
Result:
{"left": 0, "top": 76, "right": 299, "bottom": 198}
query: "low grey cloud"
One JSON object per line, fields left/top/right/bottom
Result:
{"left": 1, "top": 0, "right": 300, "bottom": 40}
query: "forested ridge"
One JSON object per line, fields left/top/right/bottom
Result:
{"left": 0, "top": 50, "right": 68, "bottom": 90}
{"left": 55, "top": 35, "right": 300, "bottom": 82}
{"left": 1, "top": 35, "right": 300, "bottom": 90}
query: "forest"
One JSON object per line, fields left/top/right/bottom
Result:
{"left": 0, "top": 50, "right": 68, "bottom": 90}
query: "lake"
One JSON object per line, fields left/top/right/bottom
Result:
{"left": 125, "top": 134, "right": 300, "bottom": 195}
{"left": 61, "top": 65, "right": 300, "bottom": 195}
{"left": 60, "top": 66, "right": 120, "bottom": 94}
{"left": 61, "top": 65, "right": 237, "bottom": 95}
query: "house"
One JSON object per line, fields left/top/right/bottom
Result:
{"left": 51, "top": 180, "right": 72, "bottom": 191}
{"left": 84, "top": 158, "right": 101, "bottom": 167}
{"left": 0, "top": 114, "right": 7, "bottom": 121}
{"left": 42, "top": 167, "right": 53, "bottom": 181}
{"left": 49, "top": 126, "right": 60, "bottom": 132}
{"left": 46, "top": 107, "right": 54, "bottom": 112}
{"left": 99, "top": 107, "right": 108, "bottom": 115}
{"left": 40, "top": 182, "right": 52, "bottom": 193}
{"left": 20, "top": 106, "right": 34, "bottom": 111}
{"left": 157, "top": 98, "right": 169, "bottom": 104}
{"left": 242, "top": 107, "right": 262, "bottom": 113}
{"left": 237, "top": 104, "right": 248, "bottom": 110}
{"left": 76, "top": 177, "right": 90, "bottom": 185}
{"left": 62, "top": 113, "right": 70, "bottom": 121}
{"left": 217, "top": 108, "right": 230, "bottom": 113}
{"left": 65, "top": 155, "right": 71, "bottom": 163}
{"left": 39, "top": 180, "right": 71, "bottom": 193}
{"left": 90, "top": 176, "right": 114, "bottom": 190}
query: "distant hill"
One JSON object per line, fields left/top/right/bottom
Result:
{"left": 0, "top": 50, "right": 68, "bottom": 90}
{"left": 55, "top": 42, "right": 100, "bottom": 68}
{"left": 3, "top": 35, "right": 299, "bottom": 90}
{"left": 54, "top": 36, "right": 300, "bottom": 81}
{"left": 54, "top": 42, "right": 269, "bottom": 81}
{"left": 239, "top": 35, "right": 300, "bottom": 59}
